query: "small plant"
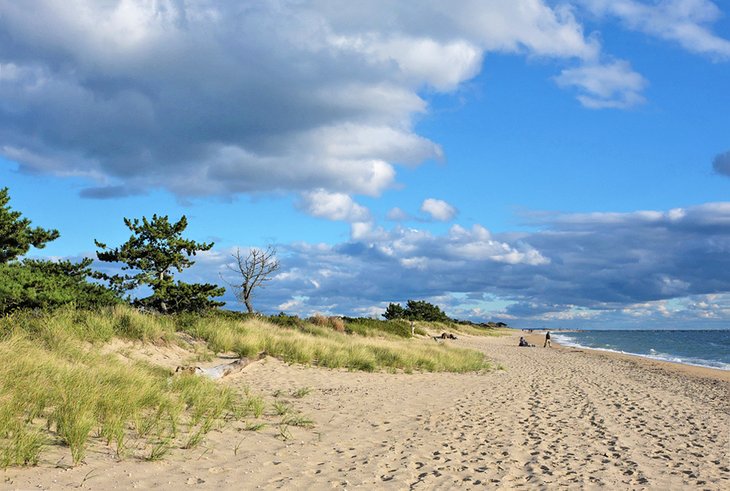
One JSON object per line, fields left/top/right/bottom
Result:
{"left": 272, "top": 401, "right": 290, "bottom": 416}
{"left": 277, "top": 422, "right": 292, "bottom": 441}
{"left": 292, "top": 387, "right": 311, "bottom": 398}
{"left": 282, "top": 415, "right": 314, "bottom": 428}
{"left": 53, "top": 403, "right": 94, "bottom": 465}
{"left": 147, "top": 435, "right": 173, "bottom": 461}
{"left": 244, "top": 396, "right": 266, "bottom": 418}
{"left": 183, "top": 427, "right": 206, "bottom": 449}
{"left": 243, "top": 422, "right": 267, "bottom": 432}
{"left": 233, "top": 438, "right": 245, "bottom": 455}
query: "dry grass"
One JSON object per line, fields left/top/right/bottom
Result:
{"left": 181, "top": 316, "right": 491, "bottom": 373}
{"left": 0, "top": 327, "right": 237, "bottom": 467}
{"left": 0, "top": 305, "right": 493, "bottom": 468}
{"left": 309, "top": 314, "right": 345, "bottom": 332}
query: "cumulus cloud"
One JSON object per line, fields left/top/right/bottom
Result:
{"left": 298, "top": 189, "right": 371, "bottom": 222}
{"left": 420, "top": 198, "right": 458, "bottom": 221}
{"left": 580, "top": 0, "right": 730, "bottom": 60}
{"left": 0, "top": 0, "right": 625, "bottom": 199}
{"left": 178, "top": 201, "right": 730, "bottom": 327}
{"left": 554, "top": 60, "right": 647, "bottom": 108}
{"left": 713, "top": 150, "right": 730, "bottom": 176}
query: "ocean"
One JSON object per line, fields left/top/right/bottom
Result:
{"left": 551, "top": 330, "right": 730, "bottom": 371}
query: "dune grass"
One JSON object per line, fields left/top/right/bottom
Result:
{"left": 0, "top": 305, "right": 177, "bottom": 345}
{"left": 1, "top": 305, "right": 492, "bottom": 374}
{"left": 0, "top": 325, "right": 237, "bottom": 467}
{"left": 178, "top": 315, "right": 490, "bottom": 373}
{"left": 0, "top": 305, "right": 493, "bottom": 468}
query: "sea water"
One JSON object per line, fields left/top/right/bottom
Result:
{"left": 551, "top": 330, "right": 730, "bottom": 371}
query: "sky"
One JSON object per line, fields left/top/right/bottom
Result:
{"left": 1, "top": 0, "right": 729, "bottom": 329}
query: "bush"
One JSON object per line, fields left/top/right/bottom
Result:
{"left": 308, "top": 314, "right": 344, "bottom": 332}
{"left": 342, "top": 317, "right": 415, "bottom": 338}
{"left": 267, "top": 312, "right": 304, "bottom": 329}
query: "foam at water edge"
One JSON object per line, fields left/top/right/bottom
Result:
{"left": 551, "top": 333, "right": 730, "bottom": 371}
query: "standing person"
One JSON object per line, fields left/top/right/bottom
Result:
{"left": 544, "top": 331, "right": 551, "bottom": 348}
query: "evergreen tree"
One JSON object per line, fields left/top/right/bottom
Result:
{"left": 0, "top": 187, "right": 119, "bottom": 314}
{"left": 0, "top": 258, "right": 119, "bottom": 313}
{"left": 0, "top": 187, "right": 59, "bottom": 263}
{"left": 404, "top": 300, "right": 450, "bottom": 322}
{"left": 382, "top": 302, "right": 406, "bottom": 320}
{"left": 95, "top": 214, "right": 224, "bottom": 313}
{"left": 382, "top": 300, "right": 451, "bottom": 322}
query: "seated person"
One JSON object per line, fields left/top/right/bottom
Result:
{"left": 518, "top": 336, "right": 530, "bottom": 347}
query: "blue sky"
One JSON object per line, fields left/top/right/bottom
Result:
{"left": 1, "top": 0, "right": 729, "bottom": 328}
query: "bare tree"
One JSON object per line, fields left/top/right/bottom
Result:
{"left": 225, "top": 246, "right": 280, "bottom": 313}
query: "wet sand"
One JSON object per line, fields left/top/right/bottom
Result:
{"left": 3, "top": 331, "right": 729, "bottom": 489}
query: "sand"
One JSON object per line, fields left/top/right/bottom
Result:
{"left": 3, "top": 331, "right": 729, "bottom": 490}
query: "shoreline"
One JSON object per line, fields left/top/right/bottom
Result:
{"left": 523, "top": 330, "right": 730, "bottom": 382}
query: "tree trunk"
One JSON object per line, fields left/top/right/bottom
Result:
{"left": 243, "top": 287, "right": 254, "bottom": 313}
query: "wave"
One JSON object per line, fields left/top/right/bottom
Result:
{"left": 552, "top": 333, "right": 730, "bottom": 371}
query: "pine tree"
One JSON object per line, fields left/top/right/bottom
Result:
{"left": 95, "top": 214, "right": 224, "bottom": 313}
{"left": 0, "top": 187, "right": 59, "bottom": 263}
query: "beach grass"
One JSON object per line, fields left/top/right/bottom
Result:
{"left": 0, "top": 327, "right": 237, "bottom": 467}
{"left": 1, "top": 306, "right": 493, "bottom": 375}
{"left": 0, "top": 305, "right": 493, "bottom": 468}
{"left": 179, "top": 315, "right": 490, "bottom": 373}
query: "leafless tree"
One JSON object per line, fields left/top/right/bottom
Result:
{"left": 224, "top": 246, "right": 280, "bottom": 313}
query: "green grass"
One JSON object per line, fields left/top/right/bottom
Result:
{"left": 178, "top": 315, "right": 491, "bottom": 373}
{"left": 342, "top": 317, "right": 424, "bottom": 338}
{"left": 0, "top": 305, "right": 493, "bottom": 468}
{"left": 0, "top": 330, "right": 240, "bottom": 467}
{"left": 292, "top": 387, "right": 311, "bottom": 398}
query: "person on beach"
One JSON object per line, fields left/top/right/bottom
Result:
{"left": 544, "top": 331, "right": 551, "bottom": 348}
{"left": 519, "top": 336, "right": 530, "bottom": 347}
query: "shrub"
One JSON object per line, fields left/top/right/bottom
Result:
{"left": 342, "top": 317, "right": 414, "bottom": 338}
{"left": 267, "top": 312, "right": 304, "bottom": 329}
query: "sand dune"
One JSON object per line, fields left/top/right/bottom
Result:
{"left": 3, "top": 331, "right": 729, "bottom": 489}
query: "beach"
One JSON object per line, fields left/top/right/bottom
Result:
{"left": 3, "top": 330, "right": 729, "bottom": 490}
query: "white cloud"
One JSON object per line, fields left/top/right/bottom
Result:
{"left": 0, "top": 0, "right": 620, "bottom": 199}
{"left": 299, "top": 189, "right": 371, "bottom": 222}
{"left": 581, "top": 0, "right": 730, "bottom": 59}
{"left": 331, "top": 35, "right": 484, "bottom": 91}
{"left": 165, "top": 201, "right": 730, "bottom": 327}
{"left": 554, "top": 60, "right": 647, "bottom": 108}
{"left": 421, "top": 198, "right": 458, "bottom": 221}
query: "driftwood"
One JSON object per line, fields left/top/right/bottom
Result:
{"left": 175, "top": 351, "right": 267, "bottom": 380}
{"left": 432, "top": 332, "right": 458, "bottom": 341}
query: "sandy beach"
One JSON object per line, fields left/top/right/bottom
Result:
{"left": 3, "top": 330, "right": 729, "bottom": 490}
